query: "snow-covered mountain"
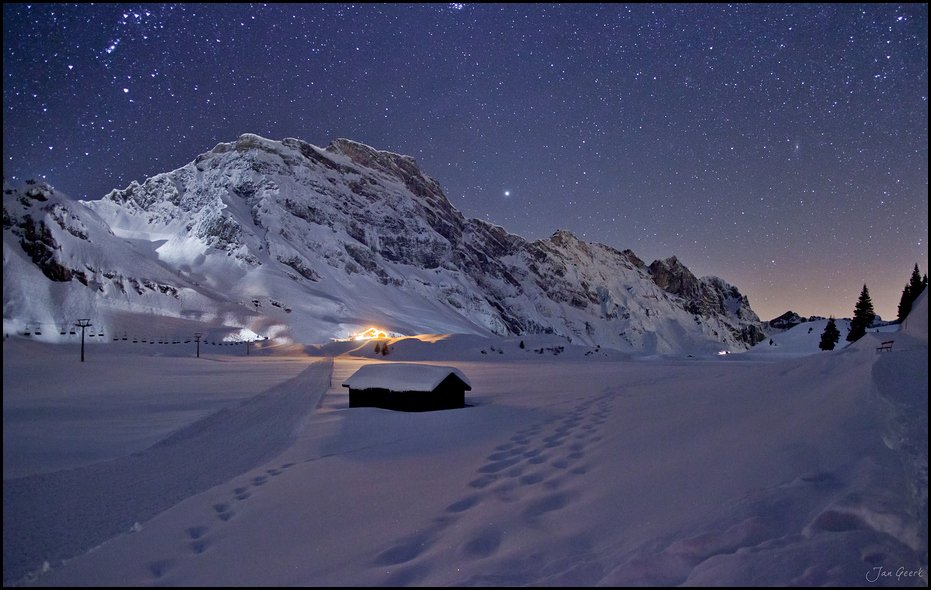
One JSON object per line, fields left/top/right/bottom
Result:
{"left": 3, "top": 134, "right": 765, "bottom": 353}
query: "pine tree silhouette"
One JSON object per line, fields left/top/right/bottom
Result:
{"left": 897, "top": 264, "right": 924, "bottom": 322}
{"left": 846, "top": 285, "right": 875, "bottom": 342}
{"left": 819, "top": 317, "right": 840, "bottom": 351}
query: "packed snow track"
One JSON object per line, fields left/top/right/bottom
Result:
{"left": 2, "top": 358, "right": 333, "bottom": 584}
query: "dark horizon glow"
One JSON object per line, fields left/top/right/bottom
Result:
{"left": 3, "top": 4, "right": 927, "bottom": 321}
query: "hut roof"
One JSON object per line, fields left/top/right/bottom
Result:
{"left": 342, "top": 363, "right": 472, "bottom": 393}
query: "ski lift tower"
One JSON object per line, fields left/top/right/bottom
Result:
{"left": 194, "top": 332, "right": 203, "bottom": 358}
{"left": 74, "top": 319, "right": 92, "bottom": 362}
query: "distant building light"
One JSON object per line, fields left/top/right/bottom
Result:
{"left": 349, "top": 327, "right": 389, "bottom": 340}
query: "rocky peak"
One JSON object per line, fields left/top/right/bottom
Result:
{"left": 767, "top": 311, "right": 806, "bottom": 330}
{"left": 548, "top": 229, "right": 583, "bottom": 248}
{"left": 326, "top": 138, "right": 419, "bottom": 178}
{"left": 649, "top": 256, "right": 702, "bottom": 301}
{"left": 326, "top": 138, "right": 448, "bottom": 208}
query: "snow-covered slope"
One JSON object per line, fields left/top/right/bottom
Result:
{"left": 3, "top": 291, "right": 926, "bottom": 585}
{"left": 4, "top": 134, "right": 766, "bottom": 353}
{"left": 2, "top": 179, "right": 244, "bottom": 341}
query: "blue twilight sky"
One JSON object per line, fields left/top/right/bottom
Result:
{"left": 3, "top": 3, "right": 927, "bottom": 321}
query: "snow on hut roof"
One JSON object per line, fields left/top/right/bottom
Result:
{"left": 342, "top": 363, "right": 471, "bottom": 393}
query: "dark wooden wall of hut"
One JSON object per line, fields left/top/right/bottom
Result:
{"left": 348, "top": 375, "right": 467, "bottom": 411}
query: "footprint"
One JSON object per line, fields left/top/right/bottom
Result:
{"left": 267, "top": 468, "right": 282, "bottom": 476}
{"left": 384, "top": 564, "right": 430, "bottom": 586}
{"left": 522, "top": 491, "right": 574, "bottom": 518}
{"left": 187, "top": 525, "right": 209, "bottom": 540}
{"left": 468, "top": 474, "right": 499, "bottom": 489}
{"left": 519, "top": 472, "right": 546, "bottom": 485}
{"left": 252, "top": 475, "right": 268, "bottom": 486}
{"left": 446, "top": 495, "right": 482, "bottom": 513}
{"left": 462, "top": 527, "right": 503, "bottom": 558}
{"left": 487, "top": 449, "right": 522, "bottom": 461}
{"left": 213, "top": 503, "right": 235, "bottom": 521}
{"left": 491, "top": 482, "right": 520, "bottom": 503}
{"left": 191, "top": 539, "right": 209, "bottom": 554}
{"left": 372, "top": 532, "right": 434, "bottom": 566}
{"left": 477, "top": 457, "right": 522, "bottom": 473}
{"left": 148, "top": 559, "right": 175, "bottom": 579}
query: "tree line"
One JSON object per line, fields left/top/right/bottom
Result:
{"left": 819, "top": 264, "right": 927, "bottom": 351}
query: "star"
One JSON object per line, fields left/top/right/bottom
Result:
{"left": 1, "top": 3, "right": 925, "bottom": 322}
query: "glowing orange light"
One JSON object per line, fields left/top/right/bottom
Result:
{"left": 350, "top": 327, "right": 388, "bottom": 340}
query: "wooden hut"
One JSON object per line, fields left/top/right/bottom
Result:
{"left": 342, "top": 363, "right": 471, "bottom": 411}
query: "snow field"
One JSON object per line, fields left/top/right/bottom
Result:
{"left": 4, "top": 299, "right": 926, "bottom": 586}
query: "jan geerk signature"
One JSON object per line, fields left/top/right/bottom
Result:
{"left": 866, "top": 566, "right": 924, "bottom": 583}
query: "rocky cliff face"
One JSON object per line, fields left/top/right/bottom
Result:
{"left": 649, "top": 256, "right": 765, "bottom": 346}
{"left": 3, "top": 179, "right": 231, "bottom": 336}
{"left": 4, "top": 134, "right": 765, "bottom": 353}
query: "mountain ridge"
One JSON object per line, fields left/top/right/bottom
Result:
{"left": 4, "top": 133, "right": 765, "bottom": 354}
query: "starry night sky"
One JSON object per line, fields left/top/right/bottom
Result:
{"left": 3, "top": 3, "right": 928, "bottom": 322}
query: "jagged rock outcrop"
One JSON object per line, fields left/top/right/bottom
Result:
{"left": 649, "top": 256, "right": 765, "bottom": 346}
{"left": 4, "top": 134, "right": 766, "bottom": 353}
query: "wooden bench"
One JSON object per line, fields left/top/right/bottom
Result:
{"left": 876, "top": 340, "right": 894, "bottom": 353}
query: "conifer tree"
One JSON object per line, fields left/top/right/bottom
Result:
{"left": 846, "top": 284, "right": 875, "bottom": 342}
{"left": 909, "top": 263, "right": 924, "bottom": 295}
{"left": 819, "top": 316, "right": 840, "bottom": 351}
{"left": 897, "top": 284, "right": 912, "bottom": 323}
{"left": 897, "top": 264, "right": 926, "bottom": 322}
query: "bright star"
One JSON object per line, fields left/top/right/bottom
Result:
{"left": 504, "top": 191, "right": 510, "bottom": 197}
